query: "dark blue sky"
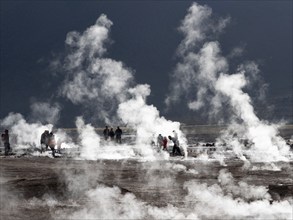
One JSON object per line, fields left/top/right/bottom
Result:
{"left": 1, "top": 1, "right": 292, "bottom": 126}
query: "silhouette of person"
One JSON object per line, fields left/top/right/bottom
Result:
{"left": 109, "top": 128, "right": 115, "bottom": 141}
{"left": 162, "top": 136, "right": 168, "bottom": 151}
{"left": 168, "top": 135, "right": 182, "bottom": 156}
{"left": 157, "top": 134, "right": 163, "bottom": 151}
{"left": 40, "top": 130, "right": 49, "bottom": 153}
{"left": 1, "top": 129, "right": 10, "bottom": 156}
{"left": 48, "top": 132, "right": 56, "bottom": 157}
{"left": 103, "top": 126, "right": 110, "bottom": 140}
{"left": 115, "top": 126, "right": 122, "bottom": 144}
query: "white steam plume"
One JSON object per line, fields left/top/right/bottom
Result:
{"left": 65, "top": 14, "right": 112, "bottom": 69}
{"left": 183, "top": 169, "right": 292, "bottom": 219}
{"left": 177, "top": 2, "right": 230, "bottom": 56}
{"left": 165, "top": 2, "right": 230, "bottom": 108}
{"left": 215, "top": 74, "right": 289, "bottom": 161}
{"left": 118, "top": 84, "right": 188, "bottom": 158}
{"left": 53, "top": 167, "right": 292, "bottom": 220}
{"left": 60, "top": 14, "right": 133, "bottom": 124}
{"left": 75, "top": 117, "right": 100, "bottom": 160}
{"left": 30, "top": 102, "right": 61, "bottom": 125}
{"left": 73, "top": 85, "right": 188, "bottom": 160}
{"left": 166, "top": 2, "right": 290, "bottom": 162}
{"left": 0, "top": 113, "right": 53, "bottom": 151}
{"left": 0, "top": 112, "right": 75, "bottom": 155}
{"left": 58, "top": 14, "right": 188, "bottom": 159}
{"left": 75, "top": 118, "right": 138, "bottom": 160}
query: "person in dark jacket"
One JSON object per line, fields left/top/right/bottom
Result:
{"left": 109, "top": 128, "right": 115, "bottom": 141}
{"left": 1, "top": 129, "right": 10, "bottom": 156}
{"left": 162, "top": 136, "right": 168, "bottom": 151}
{"left": 40, "top": 130, "right": 49, "bottom": 153}
{"left": 103, "top": 126, "right": 110, "bottom": 140}
{"left": 168, "top": 135, "right": 182, "bottom": 156}
{"left": 48, "top": 132, "right": 56, "bottom": 157}
{"left": 115, "top": 127, "right": 122, "bottom": 144}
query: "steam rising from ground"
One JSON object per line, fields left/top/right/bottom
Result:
{"left": 118, "top": 84, "right": 187, "bottom": 157}
{"left": 1, "top": 3, "right": 292, "bottom": 220}
{"left": 182, "top": 171, "right": 291, "bottom": 219}
{"left": 53, "top": 167, "right": 292, "bottom": 220}
{"left": 166, "top": 2, "right": 290, "bottom": 162}
{"left": 0, "top": 112, "right": 74, "bottom": 155}
{"left": 1, "top": 2, "right": 289, "bottom": 162}
{"left": 216, "top": 75, "right": 289, "bottom": 161}
{"left": 60, "top": 14, "right": 133, "bottom": 123}
{"left": 75, "top": 117, "right": 101, "bottom": 160}
{"left": 165, "top": 3, "right": 230, "bottom": 108}
{"left": 0, "top": 113, "right": 53, "bottom": 151}
{"left": 1, "top": 13, "right": 188, "bottom": 160}
{"left": 57, "top": 14, "right": 188, "bottom": 158}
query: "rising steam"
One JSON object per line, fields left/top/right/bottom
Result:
{"left": 60, "top": 14, "right": 134, "bottom": 124}
{"left": 1, "top": 2, "right": 292, "bottom": 220}
{"left": 0, "top": 113, "right": 53, "bottom": 152}
{"left": 166, "top": 2, "right": 290, "bottom": 162}
{"left": 57, "top": 14, "right": 188, "bottom": 158}
{"left": 53, "top": 167, "right": 292, "bottom": 220}
{"left": 29, "top": 102, "right": 61, "bottom": 125}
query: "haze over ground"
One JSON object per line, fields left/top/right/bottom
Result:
{"left": 0, "top": 3, "right": 292, "bottom": 219}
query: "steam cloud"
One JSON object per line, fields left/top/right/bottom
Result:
{"left": 1, "top": 3, "right": 292, "bottom": 220}
{"left": 1, "top": 2, "right": 289, "bottom": 162}
{"left": 118, "top": 84, "right": 187, "bottom": 158}
{"left": 60, "top": 14, "right": 133, "bottom": 124}
{"left": 53, "top": 167, "right": 292, "bottom": 220}
{"left": 30, "top": 102, "right": 61, "bottom": 125}
{"left": 0, "top": 113, "right": 53, "bottom": 152}
{"left": 0, "top": 112, "right": 76, "bottom": 157}
{"left": 58, "top": 14, "right": 188, "bottom": 158}
{"left": 166, "top": 2, "right": 290, "bottom": 162}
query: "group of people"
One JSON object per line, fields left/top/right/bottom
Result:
{"left": 2, "top": 127, "right": 182, "bottom": 158}
{"left": 157, "top": 130, "right": 183, "bottom": 156}
{"left": 40, "top": 130, "right": 57, "bottom": 157}
{"left": 103, "top": 126, "right": 123, "bottom": 143}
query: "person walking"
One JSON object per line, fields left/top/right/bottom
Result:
{"left": 109, "top": 128, "right": 115, "bottom": 141}
{"left": 168, "top": 135, "right": 182, "bottom": 156}
{"left": 103, "top": 126, "right": 110, "bottom": 141}
{"left": 115, "top": 126, "right": 122, "bottom": 144}
{"left": 40, "top": 130, "right": 49, "bottom": 153}
{"left": 157, "top": 134, "right": 163, "bottom": 151}
{"left": 1, "top": 129, "right": 10, "bottom": 156}
{"left": 48, "top": 131, "right": 56, "bottom": 157}
{"left": 162, "top": 136, "right": 168, "bottom": 151}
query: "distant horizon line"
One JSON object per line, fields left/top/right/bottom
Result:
{"left": 54, "top": 124, "right": 293, "bottom": 131}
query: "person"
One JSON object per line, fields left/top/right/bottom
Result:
{"left": 172, "top": 130, "right": 178, "bottom": 140}
{"left": 1, "top": 129, "right": 10, "bottom": 156}
{"left": 115, "top": 126, "right": 122, "bottom": 144}
{"left": 168, "top": 135, "right": 182, "bottom": 156}
{"left": 157, "top": 134, "right": 163, "bottom": 150}
{"left": 162, "top": 136, "right": 168, "bottom": 151}
{"left": 103, "top": 126, "right": 110, "bottom": 141}
{"left": 40, "top": 130, "right": 49, "bottom": 153}
{"left": 48, "top": 131, "right": 56, "bottom": 157}
{"left": 56, "top": 140, "right": 62, "bottom": 154}
{"left": 109, "top": 128, "right": 115, "bottom": 141}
